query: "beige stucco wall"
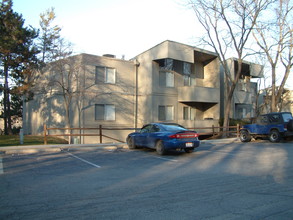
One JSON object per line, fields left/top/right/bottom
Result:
{"left": 23, "top": 40, "right": 262, "bottom": 143}
{"left": 23, "top": 54, "right": 136, "bottom": 139}
{"left": 134, "top": 40, "right": 221, "bottom": 130}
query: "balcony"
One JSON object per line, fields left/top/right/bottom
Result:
{"left": 178, "top": 86, "right": 220, "bottom": 103}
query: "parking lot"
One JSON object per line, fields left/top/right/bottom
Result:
{"left": 1, "top": 141, "right": 293, "bottom": 220}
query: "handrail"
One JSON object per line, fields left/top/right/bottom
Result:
{"left": 43, "top": 124, "right": 240, "bottom": 145}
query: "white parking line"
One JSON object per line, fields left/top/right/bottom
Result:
{"left": 152, "top": 156, "right": 178, "bottom": 162}
{"left": 0, "top": 157, "right": 4, "bottom": 174}
{"left": 67, "top": 152, "right": 101, "bottom": 168}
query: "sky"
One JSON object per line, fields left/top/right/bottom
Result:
{"left": 13, "top": 0, "right": 200, "bottom": 59}
{"left": 11, "top": 0, "right": 293, "bottom": 89}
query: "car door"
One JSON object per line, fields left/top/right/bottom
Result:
{"left": 255, "top": 115, "right": 269, "bottom": 134}
{"left": 146, "top": 124, "right": 161, "bottom": 149}
{"left": 135, "top": 124, "right": 152, "bottom": 147}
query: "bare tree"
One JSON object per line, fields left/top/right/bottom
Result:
{"left": 29, "top": 38, "right": 74, "bottom": 142}
{"left": 190, "top": 0, "right": 272, "bottom": 136}
{"left": 252, "top": 0, "right": 293, "bottom": 112}
{"left": 38, "top": 7, "right": 61, "bottom": 64}
{"left": 49, "top": 38, "right": 74, "bottom": 134}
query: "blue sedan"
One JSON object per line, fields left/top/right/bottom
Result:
{"left": 126, "top": 123, "right": 200, "bottom": 155}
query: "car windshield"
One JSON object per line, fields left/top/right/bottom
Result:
{"left": 160, "top": 124, "right": 187, "bottom": 131}
{"left": 282, "top": 113, "right": 293, "bottom": 122}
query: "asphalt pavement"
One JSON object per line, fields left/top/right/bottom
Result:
{"left": 1, "top": 140, "right": 292, "bottom": 220}
{"left": 0, "top": 138, "right": 239, "bottom": 154}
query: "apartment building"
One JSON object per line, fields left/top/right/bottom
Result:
{"left": 221, "top": 58, "right": 263, "bottom": 119}
{"left": 133, "top": 40, "right": 220, "bottom": 130}
{"left": 22, "top": 40, "right": 262, "bottom": 143}
{"left": 23, "top": 53, "right": 137, "bottom": 143}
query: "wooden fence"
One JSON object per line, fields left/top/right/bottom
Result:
{"left": 43, "top": 124, "right": 240, "bottom": 145}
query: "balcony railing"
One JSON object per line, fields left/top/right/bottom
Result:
{"left": 178, "top": 86, "right": 219, "bottom": 103}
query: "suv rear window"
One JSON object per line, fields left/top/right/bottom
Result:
{"left": 282, "top": 113, "right": 293, "bottom": 122}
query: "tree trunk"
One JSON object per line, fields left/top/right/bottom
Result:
{"left": 271, "top": 67, "right": 276, "bottom": 112}
{"left": 222, "top": 83, "right": 235, "bottom": 138}
{"left": 3, "top": 63, "right": 12, "bottom": 135}
{"left": 222, "top": 59, "right": 242, "bottom": 138}
{"left": 275, "top": 64, "right": 291, "bottom": 112}
{"left": 64, "top": 96, "right": 71, "bottom": 144}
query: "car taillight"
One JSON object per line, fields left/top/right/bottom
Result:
{"left": 169, "top": 133, "right": 199, "bottom": 139}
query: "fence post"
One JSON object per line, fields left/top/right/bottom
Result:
{"left": 237, "top": 124, "right": 240, "bottom": 138}
{"left": 212, "top": 125, "right": 215, "bottom": 136}
{"left": 44, "top": 124, "right": 47, "bottom": 145}
{"left": 99, "top": 125, "right": 102, "bottom": 143}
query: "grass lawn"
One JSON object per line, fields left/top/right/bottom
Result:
{"left": 0, "top": 135, "right": 68, "bottom": 147}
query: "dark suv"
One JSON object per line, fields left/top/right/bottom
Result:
{"left": 240, "top": 112, "right": 293, "bottom": 142}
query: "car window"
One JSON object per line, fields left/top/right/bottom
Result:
{"left": 140, "top": 125, "right": 153, "bottom": 133}
{"left": 282, "top": 113, "right": 293, "bottom": 122}
{"left": 257, "top": 116, "right": 268, "bottom": 124}
{"left": 150, "top": 125, "right": 160, "bottom": 132}
{"left": 160, "top": 124, "right": 186, "bottom": 131}
{"left": 268, "top": 114, "right": 280, "bottom": 123}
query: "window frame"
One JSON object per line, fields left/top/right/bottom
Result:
{"left": 95, "top": 66, "right": 116, "bottom": 84}
{"left": 95, "top": 104, "right": 116, "bottom": 121}
{"left": 183, "top": 106, "right": 190, "bottom": 120}
{"left": 159, "top": 71, "right": 174, "bottom": 88}
{"left": 158, "top": 105, "right": 174, "bottom": 121}
{"left": 105, "top": 67, "right": 116, "bottom": 84}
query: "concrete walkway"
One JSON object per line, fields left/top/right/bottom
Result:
{"left": 0, "top": 138, "right": 239, "bottom": 154}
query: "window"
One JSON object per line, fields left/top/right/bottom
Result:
{"left": 141, "top": 124, "right": 160, "bottom": 133}
{"left": 257, "top": 115, "right": 268, "bottom": 124}
{"left": 183, "top": 63, "right": 191, "bottom": 86}
{"left": 95, "top": 104, "right": 115, "bottom": 120}
{"left": 282, "top": 113, "right": 293, "bottom": 122}
{"left": 140, "top": 124, "right": 153, "bottom": 133}
{"left": 183, "top": 62, "right": 191, "bottom": 75}
{"left": 158, "top": 106, "right": 174, "bottom": 121}
{"left": 95, "top": 66, "right": 116, "bottom": 84}
{"left": 105, "top": 68, "right": 115, "bottom": 84}
{"left": 158, "top": 58, "right": 173, "bottom": 70}
{"left": 159, "top": 71, "right": 174, "bottom": 87}
{"left": 183, "top": 107, "right": 190, "bottom": 120}
{"left": 268, "top": 114, "right": 280, "bottom": 123}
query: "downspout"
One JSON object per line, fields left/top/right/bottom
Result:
{"left": 134, "top": 59, "right": 140, "bottom": 130}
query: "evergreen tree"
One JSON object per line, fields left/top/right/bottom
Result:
{"left": 0, "top": 0, "right": 39, "bottom": 134}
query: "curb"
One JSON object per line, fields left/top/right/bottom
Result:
{"left": 201, "top": 138, "right": 239, "bottom": 145}
{"left": 0, "top": 138, "right": 239, "bottom": 154}
{"left": 0, "top": 143, "right": 127, "bottom": 154}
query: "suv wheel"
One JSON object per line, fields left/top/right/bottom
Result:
{"left": 240, "top": 130, "right": 251, "bottom": 142}
{"left": 269, "top": 130, "right": 281, "bottom": 143}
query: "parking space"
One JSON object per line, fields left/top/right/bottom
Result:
{"left": 1, "top": 142, "right": 293, "bottom": 219}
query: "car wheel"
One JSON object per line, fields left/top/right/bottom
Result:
{"left": 156, "top": 140, "right": 166, "bottom": 155}
{"left": 240, "top": 130, "right": 251, "bottom": 142}
{"left": 127, "top": 137, "right": 136, "bottom": 149}
{"left": 269, "top": 130, "right": 281, "bottom": 143}
{"left": 184, "top": 148, "right": 194, "bottom": 153}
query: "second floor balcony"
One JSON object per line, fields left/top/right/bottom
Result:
{"left": 178, "top": 86, "right": 220, "bottom": 103}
